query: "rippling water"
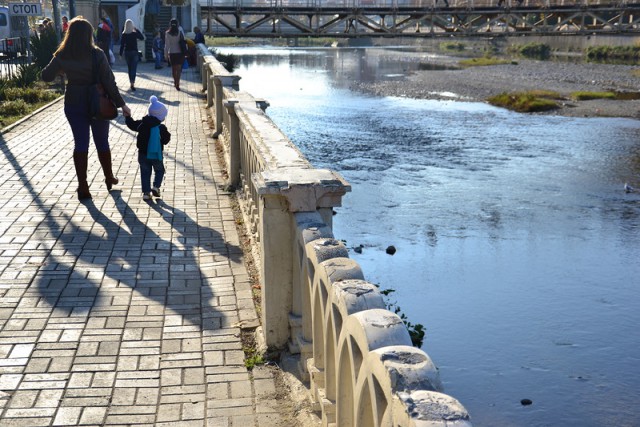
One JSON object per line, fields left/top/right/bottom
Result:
{"left": 219, "top": 46, "right": 640, "bottom": 426}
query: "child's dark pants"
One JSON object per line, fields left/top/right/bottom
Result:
{"left": 138, "top": 151, "right": 164, "bottom": 193}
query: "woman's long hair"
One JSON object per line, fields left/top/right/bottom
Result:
{"left": 54, "top": 16, "right": 95, "bottom": 60}
{"left": 123, "top": 19, "right": 134, "bottom": 34}
{"left": 168, "top": 19, "right": 179, "bottom": 36}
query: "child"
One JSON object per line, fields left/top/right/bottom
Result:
{"left": 125, "top": 95, "right": 171, "bottom": 200}
{"left": 152, "top": 31, "right": 164, "bottom": 69}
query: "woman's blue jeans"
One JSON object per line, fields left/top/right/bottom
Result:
{"left": 64, "top": 103, "right": 110, "bottom": 153}
{"left": 138, "top": 151, "right": 165, "bottom": 193}
{"left": 124, "top": 50, "right": 139, "bottom": 84}
{"left": 154, "top": 50, "right": 163, "bottom": 68}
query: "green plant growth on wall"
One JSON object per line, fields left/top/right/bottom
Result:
{"left": 379, "top": 288, "right": 426, "bottom": 348}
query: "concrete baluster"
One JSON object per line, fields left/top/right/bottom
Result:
{"left": 211, "top": 76, "right": 223, "bottom": 137}
{"left": 223, "top": 99, "right": 241, "bottom": 190}
{"left": 290, "top": 212, "right": 334, "bottom": 357}
{"left": 203, "top": 64, "right": 211, "bottom": 102}
{"left": 254, "top": 169, "right": 351, "bottom": 349}
{"left": 212, "top": 75, "right": 241, "bottom": 138}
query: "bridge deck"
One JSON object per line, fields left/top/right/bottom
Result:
{"left": 201, "top": 1, "right": 640, "bottom": 37}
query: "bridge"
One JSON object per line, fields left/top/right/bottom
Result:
{"left": 200, "top": 0, "right": 640, "bottom": 37}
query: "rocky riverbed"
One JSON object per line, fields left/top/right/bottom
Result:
{"left": 352, "top": 55, "right": 640, "bottom": 119}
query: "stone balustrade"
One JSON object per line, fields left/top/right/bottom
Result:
{"left": 197, "top": 44, "right": 472, "bottom": 427}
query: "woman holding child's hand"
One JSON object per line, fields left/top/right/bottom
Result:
{"left": 41, "top": 16, "right": 130, "bottom": 200}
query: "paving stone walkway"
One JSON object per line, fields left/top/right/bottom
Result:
{"left": 0, "top": 60, "right": 286, "bottom": 426}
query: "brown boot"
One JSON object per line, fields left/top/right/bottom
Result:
{"left": 97, "top": 150, "right": 119, "bottom": 191}
{"left": 73, "top": 151, "right": 92, "bottom": 200}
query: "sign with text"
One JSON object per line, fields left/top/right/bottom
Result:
{"left": 8, "top": 3, "right": 42, "bottom": 16}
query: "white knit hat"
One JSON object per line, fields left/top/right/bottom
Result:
{"left": 148, "top": 95, "right": 168, "bottom": 121}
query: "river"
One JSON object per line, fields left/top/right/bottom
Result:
{"left": 216, "top": 46, "right": 640, "bottom": 427}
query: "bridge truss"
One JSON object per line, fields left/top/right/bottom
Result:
{"left": 202, "top": 0, "right": 640, "bottom": 37}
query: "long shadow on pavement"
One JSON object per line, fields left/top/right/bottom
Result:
{"left": 36, "top": 190, "right": 240, "bottom": 331}
{"left": 0, "top": 123, "right": 240, "bottom": 333}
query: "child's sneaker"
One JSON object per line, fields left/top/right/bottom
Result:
{"left": 143, "top": 193, "right": 152, "bottom": 201}
{"left": 151, "top": 187, "right": 161, "bottom": 198}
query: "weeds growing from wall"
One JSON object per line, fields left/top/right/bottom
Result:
{"left": 379, "top": 288, "right": 426, "bottom": 348}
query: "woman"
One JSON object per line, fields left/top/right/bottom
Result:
{"left": 119, "top": 19, "right": 144, "bottom": 91}
{"left": 42, "top": 16, "right": 131, "bottom": 200}
{"left": 164, "top": 19, "right": 186, "bottom": 91}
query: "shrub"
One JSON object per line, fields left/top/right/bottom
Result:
{"left": 208, "top": 47, "right": 238, "bottom": 72}
{"left": 1, "top": 87, "right": 23, "bottom": 101}
{"left": 459, "top": 57, "right": 513, "bottom": 67}
{"left": 510, "top": 42, "right": 551, "bottom": 59}
{"left": 488, "top": 91, "right": 560, "bottom": 113}
{"left": 440, "top": 41, "right": 465, "bottom": 51}
{"left": 0, "top": 99, "right": 30, "bottom": 116}
{"left": 0, "top": 86, "right": 58, "bottom": 103}
{"left": 586, "top": 45, "right": 640, "bottom": 62}
{"left": 12, "top": 63, "right": 41, "bottom": 88}
{"left": 571, "top": 91, "right": 616, "bottom": 100}
{"left": 30, "top": 27, "right": 59, "bottom": 70}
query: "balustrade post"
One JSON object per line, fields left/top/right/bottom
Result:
{"left": 202, "top": 61, "right": 210, "bottom": 94}
{"left": 208, "top": 74, "right": 216, "bottom": 110}
{"left": 212, "top": 74, "right": 241, "bottom": 138}
{"left": 254, "top": 169, "right": 351, "bottom": 349}
{"left": 223, "top": 99, "right": 241, "bottom": 190}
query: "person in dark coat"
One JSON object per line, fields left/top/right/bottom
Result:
{"left": 119, "top": 19, "right": 144, "bottom": 91}
{"left": 41, "top": 17, "right": 131, "bottom": 200}
{"left": 96, "top": 17, "right": 112, "bottom": 66}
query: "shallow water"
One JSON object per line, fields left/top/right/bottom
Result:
{"left": 219, "top": 46, "right": 640, "bottom": 426}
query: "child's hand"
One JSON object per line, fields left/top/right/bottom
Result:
{"left": 122, "top": 105, "right": 132, "bottom": 117}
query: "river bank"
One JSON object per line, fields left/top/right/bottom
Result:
{"left": 351, "top": 54, "right": 640, "bottom": 119}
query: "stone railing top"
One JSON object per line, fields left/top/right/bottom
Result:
{"left": 254, "top": 168, "right": 351, "bottom": 211}
{"left": 230, "top": 95, "right": 314, "bottom": 171}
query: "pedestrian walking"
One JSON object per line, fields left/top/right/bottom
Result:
{"left": 152, "top": 31, "right": 164, "bottom": 69}
{"left": 119, "top": 19, "right": 144, "bottom": 91}
{"left": 96, "top": 17, "right": 113, "bottom": 66}
{"left": 125, "top": 96, "right": 171, "bottom": 201}
{"left": 41, "top": 16, "right": 131, "bottom": 200}
{"left": 164, "top": 19, "right": 187, "bottom": 91}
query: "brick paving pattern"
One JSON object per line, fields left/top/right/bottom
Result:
{"left": 0, "top": 61, "right": 283, "bottom": 426}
